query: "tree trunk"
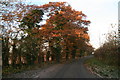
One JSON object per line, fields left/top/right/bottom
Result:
{"left": 72, "top": 49, "right": 76, "bottom": 59}
{"left": 46, "top": 51, "right": 50, "bottom": 61}
{"left": 12, "top": 43, "right": 17, "bottom": 67}
{"left": 66, "top": 53, "right": 69, "bottom": 61}
{"left": 2, "top": 38, "right": 9, "bottom": 68}
{"left": 56, "top": 53, "right": 60, "bottom": 63}
{"left": 17, "top": 48, "right": 22, "bottom": 68}
{"left": 38, "top": 55, "right": 41, "bottom": 64}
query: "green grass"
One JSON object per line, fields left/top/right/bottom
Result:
{"left": 84, "top": 57, "right": 119, "bottom": 78}
{"left": 2, "top": 61, "right": 57, "bottom": 77}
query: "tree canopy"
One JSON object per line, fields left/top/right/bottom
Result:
{"left": 1, "top": 1, "right": 93, "bottom": 72}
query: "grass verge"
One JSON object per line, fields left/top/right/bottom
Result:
{"left": 84, "top": 57, "right": 119, "bottom": 78}
{"left": 2, "top": 59, "right": 76, "bottom": 77}
{"left": 2, "top": 61, "right": 56, "bottom": 77}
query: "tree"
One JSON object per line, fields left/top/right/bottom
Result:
{"left": 1, "top": 0, "right": 44, "bottom": 67}
{"left": 40, "top": 2, "right": 91, "bottom": 61}
{"left": 20, "top": 9, "right": 44, "bottom": 29}
{"left": 1, "top": 1, "right": 92, "bottom": 69}
{"left": 94, "top": 25, "right": 119, "bottom": 66}
{"left": 1, "top": 0, "right": 27, "bottom": 67}
{"left": 19, "top": 8, "right": 44, "bottom": 65}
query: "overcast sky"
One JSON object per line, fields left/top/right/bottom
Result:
{"left": 25, "top": 0, "right": 119, "bottom": 49}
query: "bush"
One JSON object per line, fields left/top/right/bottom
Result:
{"left": 94, "top": 40, "right": 119, "bottom": 66}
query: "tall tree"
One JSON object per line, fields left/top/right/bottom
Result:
{"left": 1, "top": 0, "right": 42, "bottom": 67}
{"left": 19, "top": 8, "right": 44, "bottom": 65}
{"left": 39, "top": 2, "right": 90, "bottom": 61}
{"left": 1, "top": 0, "right": 27, "bottom": 67}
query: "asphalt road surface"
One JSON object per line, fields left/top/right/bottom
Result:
{"left": 5, "top": 55, "right": 99, "bottom": 78}
{"left": 53, "top": 56, "right": 98, "bottom": 78}
{"left": 33, "top": 55, "right": 98, "bottom": 78}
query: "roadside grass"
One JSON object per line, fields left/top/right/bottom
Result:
{"left": 84, "top": 57, "right": 119, "bottom": 78}
{"left": 2, "top": 61, "right": 56, "bottom": 77}
{"left": 2, "top": 58, "right": 76, "bottom": 77}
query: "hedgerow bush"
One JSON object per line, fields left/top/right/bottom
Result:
{"left": 94, "top": 31, "right": 119, "bottom": 66}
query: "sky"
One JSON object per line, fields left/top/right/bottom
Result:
{"left": 25, "top": 0, "right": 119, "bottom": 49}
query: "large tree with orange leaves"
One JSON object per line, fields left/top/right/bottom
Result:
{"left": 39, "top": 2, "right": 91, "bottom": 60}
{"left": 1, "top": 1, "right": 92, "bottom": 69}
